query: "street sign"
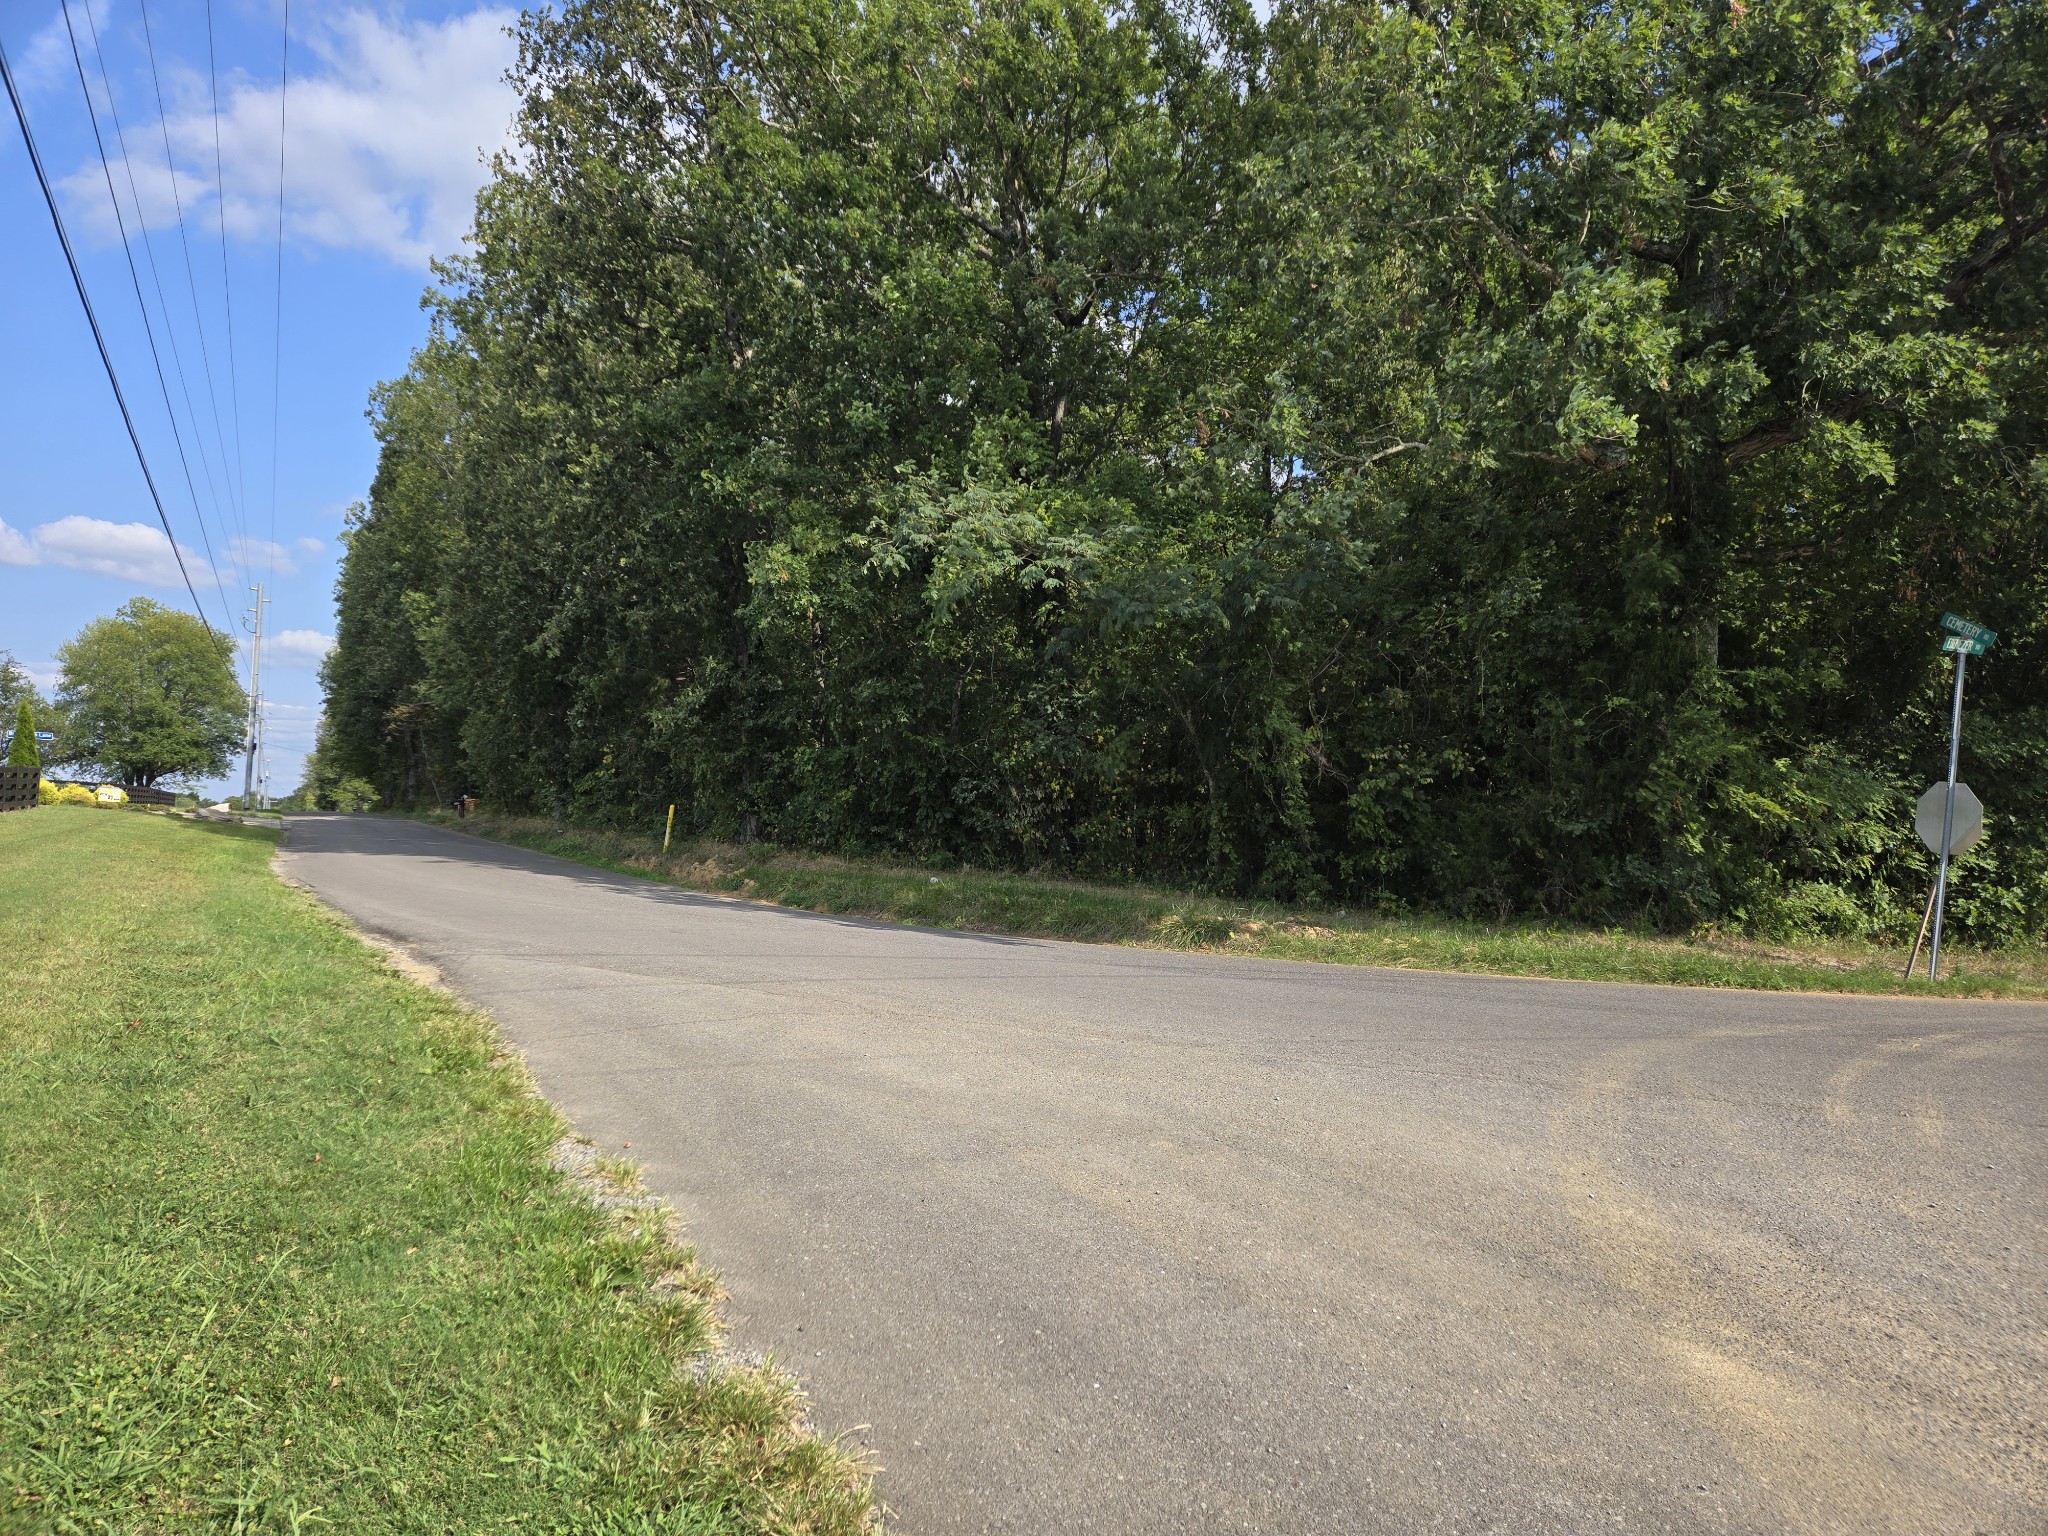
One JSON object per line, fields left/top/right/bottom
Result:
{"left": 1943, "top": 635, "right": 1991, "bottom": 656}
{"left": 1, "top": 731, "right": 55, "bottom": 744}
{"left": 1941, "top": 612, "right": 1997, "bottom": 648}
{"left": 1917, "top": 781, "right": 1983, "bottom": 857}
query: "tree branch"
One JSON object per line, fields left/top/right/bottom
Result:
{"left": 1626, "top": 235, "right": 1687, "bottom": 268}
{"left": 1945, "top": 211, "right": 2048, "bottom": 305}
{"left": 1721, "top": 420, "right": 1804, "bottom": 465}
{"left": 1457, "top": 210, "right": 1557, "bottom": 286}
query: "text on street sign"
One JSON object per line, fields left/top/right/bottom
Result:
{"left": 1940, "top": 612, "right": 1996, "bottom": 647}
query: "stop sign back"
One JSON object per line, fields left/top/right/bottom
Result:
{"left": 1916, "top": 782, "right": 1984, "bottom": 857}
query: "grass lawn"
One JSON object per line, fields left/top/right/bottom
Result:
{"left": 0, "top": 807, "right": 873, "bottom": 1534}
{"left": 421, "top": 810, "right": 2048, "bottom": 999}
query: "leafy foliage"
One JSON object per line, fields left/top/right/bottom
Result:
{"left": 56, "top": 599, "right": 246, "bottom": 790}
{"left": 0, "top": 654, "right": 41, "bottom": 721}
{"left": 325, "top": 0, "right": 2048, "bottom": 940}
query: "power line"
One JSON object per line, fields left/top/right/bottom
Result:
{"left": 0, "top": 33, "right": 221, "bottom": 643}
{"left": 59, "top": 0, "right": 239, "bottom": 638}
{"left": 138, "top": 0, "right": 249, "bottom": 556}
{"left": 266, "top": 0, "right": 290, "bottom": 589}
{"left": 77, "top": 0, "right": 242, "bottom": 575}
{"left": 204, "top": 0, "right": 250, "bottom": 545}
{"left": 243, "top": 0, "right": 291, "bottom": 808}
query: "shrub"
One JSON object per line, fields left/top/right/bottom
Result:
{"left": 37, "top": 779, "right": 58, "bottom": 806}
{"left": 6, "top": 700, "right": 37, "bottom": 770}
{"left": 53, "top": 784, "right": 97, "bottom": 807}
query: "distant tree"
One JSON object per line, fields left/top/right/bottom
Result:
{"left": 0, "top": 652, "right": 45, "bottom": 720}
{"left": 6, "top": 697, "right": 38, "bottom": 769}
{"left": 56, "top": 599, "right": 246, "bottom": 789}
{"left": 325, "top": 776, "right": 379, "bottom": 813}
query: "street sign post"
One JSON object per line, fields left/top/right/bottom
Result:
{"left": 1925, "top": 615, "right": 1996, "bottom": 980}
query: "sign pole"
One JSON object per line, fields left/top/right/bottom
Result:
{"left": 1928, "top": 650, "right": 1968, "bottom": 980}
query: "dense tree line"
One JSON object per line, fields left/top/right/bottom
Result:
{"left": 325, "top": 0, "right": 2048, "bottom": 938}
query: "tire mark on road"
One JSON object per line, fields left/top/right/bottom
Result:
{"left": 1549, "top": 1040, "right": 2034, "bottom": 1535}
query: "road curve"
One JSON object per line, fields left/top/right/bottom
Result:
{"left": 279, "top": 814, "right": 2046, "bottom": 1535}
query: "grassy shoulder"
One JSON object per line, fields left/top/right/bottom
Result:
{"left": 0, "top": 807, "right": 873, "bottom": 1534}
{"left": 412, "top": 809, "right": 2048, "bottom": 999}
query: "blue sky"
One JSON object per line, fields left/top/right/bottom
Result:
{"left": 1, "top": 0, "right": 517, "bottom": 796}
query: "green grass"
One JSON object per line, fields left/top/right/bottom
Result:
{"left": 0, "top": 807, "right": 874, "bottom": 1534}
{"left": 419, "top": 809, "right": 2048, "bottom": 999}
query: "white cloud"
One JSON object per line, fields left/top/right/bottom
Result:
{"left": 256, "top": 700, "right": 321, "bottom": 749}
{"left": 61, "top": 7, "right": 521, "bottom": 267}
{"left": 0, "top": 511, "right": 332, "bottom": 594}
{"left": 0, "top": 519, "right": 35, "bottom": 565}
{"left": 10, "top": 1, "right": 110, "bottom": 99}
{"left": 1, "top": 513, "right": 216, "bottom": 588}
{"left": 269, "top": 629, "right": 334, "bottom": 666}
{"left": 57, "top": 156, "right": 213, "bottom": 245}
{"left": 227, "top": 534, "right": 328, "bottom": 577}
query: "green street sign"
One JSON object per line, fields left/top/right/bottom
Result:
{"left": 1941, "top": 612, "right": 1996, "bottom": 647}
{"left": 1944, "top": 635, "right": 1990, "bottom": 656}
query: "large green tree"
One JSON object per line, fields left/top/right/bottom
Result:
{"left": 56, "top": 599, "right": 247, "bottom": 789}
{"left": 324, "top": 0, "right": 2048, "bottom": 939}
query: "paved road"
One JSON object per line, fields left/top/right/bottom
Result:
{"left": 280, "top": 814, "right": 2046, "bottom": 1535}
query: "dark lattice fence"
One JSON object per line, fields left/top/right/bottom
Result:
{"left": 0, "top": 766, "right": 38, "bottom": 814}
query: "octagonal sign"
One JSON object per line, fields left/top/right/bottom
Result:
{"left": 1916, "top": 782, "right": 1984, "bottom": 857}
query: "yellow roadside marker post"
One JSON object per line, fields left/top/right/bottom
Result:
{"left": 664, "top": 803, "right": 675, "bottom": 854}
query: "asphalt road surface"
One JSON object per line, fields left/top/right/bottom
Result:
{"left": 279, "top": 814, "right": 2046, "bottom": 1535}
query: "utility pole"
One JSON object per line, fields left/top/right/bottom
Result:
{"left": 241, "top": 583, "right": 267, "bottom": 811}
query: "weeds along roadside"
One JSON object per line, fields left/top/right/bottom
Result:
{"left": 407, "top": 808, "right": 2048, "bottom": 999}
